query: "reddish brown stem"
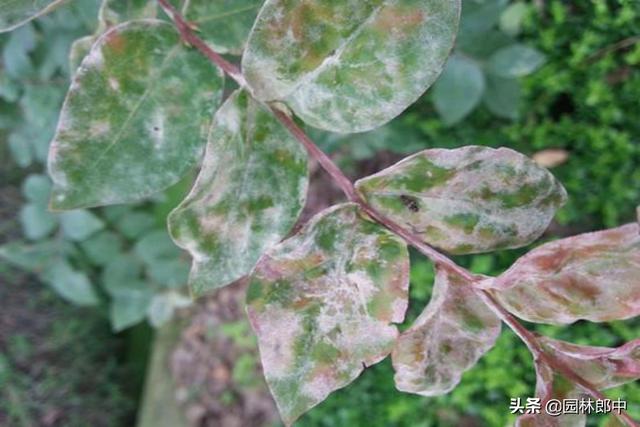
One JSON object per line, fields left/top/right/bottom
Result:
{"left": 159, "top": 4, "right": 638, "bottom": 425}
{"left": 157, "top": 0, "right": 244, "bottom": 83}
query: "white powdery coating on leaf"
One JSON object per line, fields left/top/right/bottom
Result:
{"left": 252, "top": 309, "right": 302, "bottom": 379}
{"left": 247, "top": 203, "right": 410, "bottom": 425}
{"left": 242, "top": 0, "right": 461, "bottom": 132}
{"left": 168, "top": 90, "right": 308, "bottom": 295}
{"left": 47, "top": 20, "right": 224, "bottom": 210}
{"left": 491, "top": 223, "right": 640, "bottom": 324}
{"left": 356, "top": 146, "right": 567, "bottom": 254}
{"left": 392, "top": 266, "right": 501, "bottom": 396}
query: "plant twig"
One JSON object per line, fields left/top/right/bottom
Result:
{"left": 158, "top": 5, "right": 639, "bottom": 425}
{"left": 156, "top": 0, "right": 245, "bottom": 84}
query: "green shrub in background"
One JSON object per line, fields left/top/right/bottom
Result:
{"left": 0, "top": 1, "right": 193, "bottom": 332}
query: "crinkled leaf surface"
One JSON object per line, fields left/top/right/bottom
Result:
{"left": 490, "top": 223, "right": 640, "bottom": 324}
{"left": 169, "top": 90, "right": 308, "bottom": 296}
{"left": 392, "top": 265, "right": 500, "bottom": 396}
{"left": 0, "top": 0, "right": 67, "bottom": 32}
{"left": 356, "top": 146, "right": 567, "bottom": 254}
{"left": 516, "top": 338, "right": 640, "bottom": 427}
{"left": 49, "top": 20, "right": 224, "bottom": 209}
{"left": 246, "top": 203, "right": 409, "bottom": 425}
{"left": 176, "top": 0, "right": 262, "bottom": 55}
{"left": 242, "top": 0, "right": 460, "bottom": 133}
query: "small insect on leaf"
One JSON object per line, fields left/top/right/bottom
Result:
{"left": 246, "top": 203, "right": 409, "bottom": 426}
{"left": 356, "top": 146, "right": 567, "bottom": 254}
{"left": 48, "top": 20, "right": 224, "bottom": 210}
{"left": 393, "top": 266, "right": 501, "bottom": 396}
{"left": 242, "top": 0, "right": 461, "bottom": 133}
{"left": 169, "top": 89, "right": 308, "bottom": 296}
{"left": 489, "top": 223, "right": 640, "bottom": 324}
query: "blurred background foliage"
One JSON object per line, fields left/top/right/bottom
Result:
{"left": 0, "top": 0, "right": 639, "bottom": 426}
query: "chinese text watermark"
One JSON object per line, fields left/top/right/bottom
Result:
{"left": 509, "top": 397, "right": 627, "bottom": 417}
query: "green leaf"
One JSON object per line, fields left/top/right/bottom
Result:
{"left": 22, "top": 174, "right": 52, "bottom": 206}
{"left": 80, "top": 230, "right": 122, "bottom": 266}
{"left": 458, "top": 0, "right": 507, "bottom": 40}
{"left": 169, "top": 90, "right": 308, "bottom": 296}
{"left": 242, "top": 0, "right": 461, "bottom": 133}
{"left": 113, "top": 211, "right": 157, "bottom": 239}
{"left": 499, "top": 2, "right": 528, "bottom": 36}
{"left": 2, "top": 24, "right": 37, "bottom": 78}
{"left": 246, "top": 203, "right": 409, "bottom": 426}
{"left": 0, "top": 0, "right": 67, "bottom": 33}
{"left": 0, "top": 241, "right": 61, "bottom": 273}
{"left": 102, "top": 253, "right": 143, "bottom": 296}
{"left": 134, "top": 230, "right": 189, "bottom": 288}
{"left": 490, "top": 223, "right": 640, "bottom": 324}
{"left": 42, "top": 260, "right": 100, "bottom": 306}
{"left": 59, "top": 209, "right": 105, "bottom": 241}
{"left": 483, "top": 74, "right": 521, "bottom": 119}
{"left": 432, "top": 54, "right": 486, "bottom": 126}
{"left": 147, "top": 291, "right": 191, "bottom": 327}
{"left": 487, "top": 44, "right": 546, "bottom": 78}
{"left": 356, "top": 146, "right": 567, "bottom": 255}
{"left": 393, "top": 266, "right": 500, "bottom": 396}
{"left": 110, "top": 288, "right": 153, "bottom": 331}
{"left": 48, "top": 20, "right": 225, "bottom": 210}
{"left": 176, "top": 0, "right": 262, "bottom": 55}
{"left": 20, "top": 204, "right": 58, "bottom": 240}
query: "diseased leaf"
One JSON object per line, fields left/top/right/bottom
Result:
{"left": 487, "top": 44, "right": 545, "bottom": 78}
{"left": 0, "top": 0, "right": 67, "bottom": 33}
{"left": 393, "top": 266, "right": 501, "bottom": 396}
{"left": 516, "top": 338, "right": 640, "bottom": 426}
{"left": 169, "top": 90, "right": 308, "bottom": 296}
{"left": 69, "top": 35, "right": 96, "bottom": 74}
{"left": 177, "top": 0, "right": 262, "bottom": 55}
{"left": 433, "top": 54, "right": 486, "bottom": 125}
{"left": 49, "top": 20, "right": 224, "bottom": 210}
{"left": 69, "top": 0, "right": 158, "bottom": 73}
{"left": 356, "top": 146, "right": 567, "bottom": 255}
{"left": 246, "top": 203, "right": 410, "bottom": 425}
{"left": 242, "top": 0, "right": 461, "bottom": 133}
{"left": 490, "top": 223, "right": 640, "bottom": 324}
{"left": 540, "top": 337, "right": 640, "bottom": 390}
{"left": 516, "top": 363, "right": 587, "bottom": 427}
